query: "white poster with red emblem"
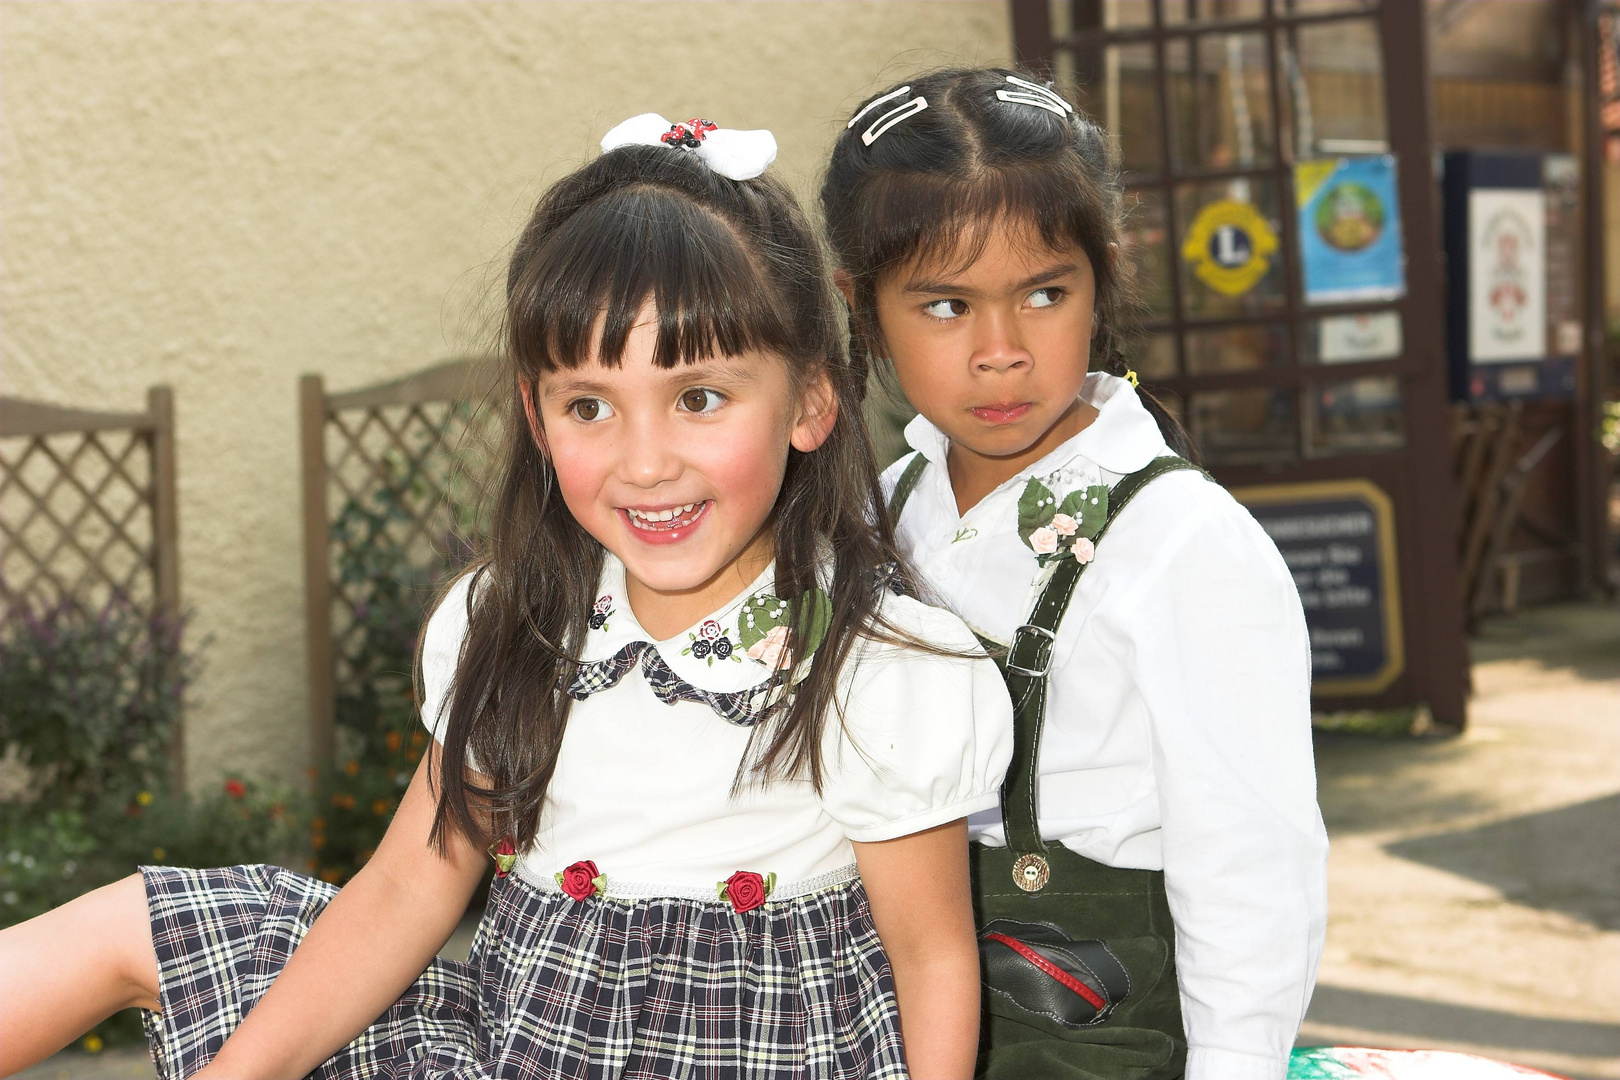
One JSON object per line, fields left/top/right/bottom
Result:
{"left": 1467, "top": 188, "right": 1546, "bottom": 364}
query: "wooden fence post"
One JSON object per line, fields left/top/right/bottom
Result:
{"left": 147, "top": 385, "right": 184, "bottom": 786}
{"left": 300, "top": 375, "right": 335, "bottom": 776}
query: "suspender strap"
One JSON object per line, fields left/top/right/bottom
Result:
{"left": 1000, "top": 457, "right": 1208, "bottom": 885}
{"left": 886, "top": 451, "right": 929, "bottom": 526}
{"left": 882, "top": 448, "right": 1209, "bottom": 884}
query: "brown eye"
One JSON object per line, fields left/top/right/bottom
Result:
{"left": 679, "top": 388, "right": 723, "bottom": 414}
{"left": 923, "top": 298, "right": 969, "bottom": 320}
{"left": 571, "top": 399, "right": 601, "bottom": 421}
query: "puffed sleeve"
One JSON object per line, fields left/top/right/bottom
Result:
{"left": 420, "top": 571, "right": 476, "bottom": 747}
{"left": 819, "top": 594, "right": 1014, "bottom": 843}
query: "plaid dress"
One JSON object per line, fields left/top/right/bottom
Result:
{"left": 141, "top": 862, "right": 907, "bottom": 1079}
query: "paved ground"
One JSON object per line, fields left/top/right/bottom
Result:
{"left": 1298, "top": 601, "right": 1620, "bottom": 1079}
{"left": 18, "top": 602, "right": 1619, "bottom": 1079}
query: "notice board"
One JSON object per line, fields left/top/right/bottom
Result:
{"left": 1233, "top": 479, "right": 1405, "bottom": 697}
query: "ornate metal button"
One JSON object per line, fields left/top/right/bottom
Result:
{"left": 1011, "top": 853, "right": 1050, "bottom": 892}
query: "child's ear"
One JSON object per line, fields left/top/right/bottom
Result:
{"left": 1106, "top": 241, "right": 1119, "bottom": 268}
{"left": 517, "top": 379, "right": 550, "bottom": 457}
{"left": 790, "top": 367, "right": 839, "bottom": 453}
{"left": 833, "top": 270, "right": 855, "bottom": 308}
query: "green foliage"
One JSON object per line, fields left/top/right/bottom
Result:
{"left": 0, "top": 598, "right": 188, "bottom": 811}
{"left": 0, "top": 597, "right": 301, "bottom": 1049}
{"left": 314, "top": 440, "right": 480, "bottom": 886}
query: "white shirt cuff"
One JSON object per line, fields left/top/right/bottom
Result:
{"left": 840, "top": 790, "right": 1001, "bottom": 843}
{"left": 1185, "top": 1046, "right": 1289, "bottom": 1080}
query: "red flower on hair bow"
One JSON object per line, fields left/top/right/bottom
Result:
{"left": 660, "top": 118, "right": 718, "bottom": 149}
{"left": 601, "top": 113, "right": 778, "bottom": 181}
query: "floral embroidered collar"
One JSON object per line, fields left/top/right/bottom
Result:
{"left": 901, "top": 372, "right": 1170, "bottom": 568}
{"left": 569, "top": 554, "right": 831, "bottom": 726}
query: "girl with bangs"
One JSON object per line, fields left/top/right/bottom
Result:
{"left": 0, "top": 116, "right": 1012, "bottom": 1080}
{"left": 822, "top": 71, "right": 1328, "bottom": 1079}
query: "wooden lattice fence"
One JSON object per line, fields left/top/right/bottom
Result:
{"left": 300, "top": 359, "right": 503, "bottom": 771}
{"left": 0, "top": 387, "right": 184, "bottom": 777}
{"left": 0, "top": 388, "right": 180, "bottom": 622}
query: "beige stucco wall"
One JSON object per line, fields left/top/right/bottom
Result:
{"left": 0, "top": 1, "right": 1012, "bottom": 787}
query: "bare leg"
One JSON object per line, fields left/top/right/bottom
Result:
{"left": 0, "top": 873, "right": 159, "bottom": 1076}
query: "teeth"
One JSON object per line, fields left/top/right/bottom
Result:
{"left": 626, "top": 502, "right": 701, "bottom": 527}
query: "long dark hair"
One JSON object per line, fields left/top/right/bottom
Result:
{"left": 820, "top": 67, "right": 1196, "bottom": 461}
{"left": 427, "top": 144, "right": 918, "bottom": 852}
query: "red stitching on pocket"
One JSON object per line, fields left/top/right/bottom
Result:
{"left": 984, "top": 932, "right": 1107, "bottom": 1012}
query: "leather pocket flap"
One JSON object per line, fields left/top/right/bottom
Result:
{"left": 979, "top": 918, "right": 1131, "bottom": 1028}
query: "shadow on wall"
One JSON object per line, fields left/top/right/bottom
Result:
{"left": 1384, "top": 793, "right": 1620, "bottom": 932}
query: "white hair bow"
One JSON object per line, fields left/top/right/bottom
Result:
{"left": 600, "top": 113, "right": 778, "bottom": 181}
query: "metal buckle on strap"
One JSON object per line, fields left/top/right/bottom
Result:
{"left": 1005, "top": 623, "right": 1056, "bottom": 678}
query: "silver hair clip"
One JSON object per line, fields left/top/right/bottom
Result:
{"left": 848, "top": 86, "right": 911, "bottom": 130}
{"left": 996, "top": 75, "right": 1074, "bottom": 117}
{"left": 861, "top": 97, "right": 929, "bottom": 146}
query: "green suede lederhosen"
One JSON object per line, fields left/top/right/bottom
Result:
{"left": 888, "top": 453, "right": 1205, "bottom": 1080}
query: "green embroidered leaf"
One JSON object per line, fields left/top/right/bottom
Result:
{"left": 1078, "top": 484, "right": 1109, "bottom": 538}
{"left": 1016, "top": 478, "right": 1057, "bottom": 548}
{"left": 737, "top": 588, "right": 831, "bottom": 666}
{"left": 789, "top": 589, "right": 833, "bottom": 661}
{"left": 737, "top": 594, "right": 790, "bottom": 652}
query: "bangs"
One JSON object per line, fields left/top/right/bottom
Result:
{"left": 508, "top": 185, "right": 796, "bottom": 372}
{"left": 858, "top": 163, "right": 1109, "bottom": 283}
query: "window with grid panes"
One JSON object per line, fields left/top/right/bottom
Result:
{"left": 1049, "top": 0, "right": 1407, "bottom": 467}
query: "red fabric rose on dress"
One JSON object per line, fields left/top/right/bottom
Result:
{"left": 488, "top": 837, "right": 518, "bottom": 878}
{"left": 721, "top": 870, "right": 771, "bottom": 913}
{"left": 556, "top": 860, "right": 603, "bottom": 901}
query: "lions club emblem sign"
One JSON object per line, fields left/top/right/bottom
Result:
{"left": 1181, "top": 198, "right": 1279, "bottom": 297}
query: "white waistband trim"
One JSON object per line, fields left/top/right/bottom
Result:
{"left": 514, "top": 862, "right": 860, "bottom": 902}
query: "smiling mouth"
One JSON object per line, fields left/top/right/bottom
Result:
{"left": 623, "top": 501, "right": 709, "bottom": 532}
{"left": 970, "top": 402, "right": 1034, "bottom": 424}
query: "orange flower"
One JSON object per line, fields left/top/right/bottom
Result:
{"left": 312, "top": 835, "right": 326, "bottom": 850}
{"left": 312, "top": 816, "right": 326, "bottom": 831}
{"left": 332, "top": 793, "right": 355, "bottom": 810}
{"left": 320, "top": 868, "right": 344, "bottom": 884}
{"left": 305, "top": 857, "right": 319, "bottom": 872}
{"left": 343, "top": 760, "right": 361, "bottom": 777}
{"left": 410, "top": 731, "right": 426, "bottom": 749}
{"left": 406, "top": 748, "right": 421, "bottom": 763}
{"left": 372, "top": 799, "right": 390, "bottom": 817}
{"left": 385, "top": 731, "right": 402, "bottom": 753}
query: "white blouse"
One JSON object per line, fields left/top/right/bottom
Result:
{"left": 882, "top": 373, "right": 1329, "bottom": 1080}
{"left": 420, "top": 554, "right": 1013, "bottom": 896}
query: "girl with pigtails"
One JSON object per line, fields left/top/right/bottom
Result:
{"left": 1, "top": 114, "right": 1013, "bottom": 1080}
{"left": 822, "top": 70, "right": 1329, "bottom": 1080}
